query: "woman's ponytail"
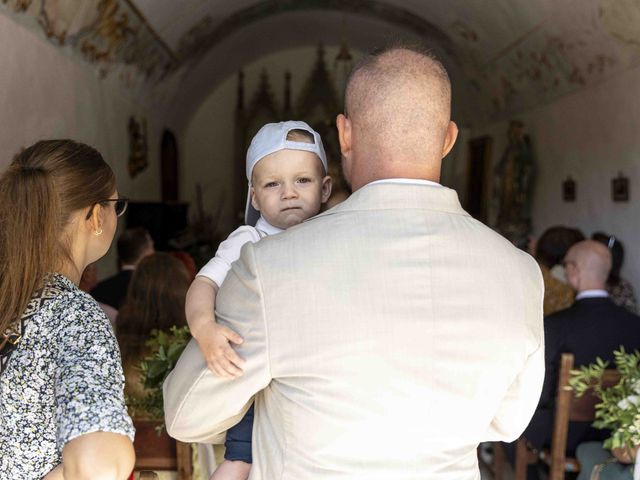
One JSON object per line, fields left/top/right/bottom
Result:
{"left": 0, "top": 140, "right": 116, "bottom": 333}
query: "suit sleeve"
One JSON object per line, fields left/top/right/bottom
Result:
{"left": 163, "top": 242, "right": 272, "bottom": 443}
{"left": 485, "top": 256, "right": 546, "bottom": 442}
{"left": 538, "top": 316, "right": 563, "bottom": 408}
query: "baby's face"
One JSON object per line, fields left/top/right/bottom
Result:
{"left": 251, "top": 149, "right": 332, "bottom": 229}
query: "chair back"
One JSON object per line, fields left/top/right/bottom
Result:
{"left": 548, "top": 353, "right": 621, "bottom": 480}
{"left": 133, "top": 419, "right": 192, "bottom": 480}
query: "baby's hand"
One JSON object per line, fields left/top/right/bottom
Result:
{"left": 194, "top": 320, "right": 245, "bottom": 378}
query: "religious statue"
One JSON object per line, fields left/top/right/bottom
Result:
{"left": 493, "top": 120, "right": 536, "bottom": 246}
{"left": 128, "top": 116, "right": 148, "bottom": 178}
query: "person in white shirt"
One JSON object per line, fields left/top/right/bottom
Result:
{"left": 184, "top": 120, "right": 332, "bottom": 480}
{"left": 165, "top": 45, "right": 544, "bottom": 480}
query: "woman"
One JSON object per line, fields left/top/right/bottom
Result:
{"left": 117, "top": 252, "right": 190, "bottom": 404}
{"left": 534, "top": 226, "right": 584, "bottom": 315}
{"left": 592, "top": 232, "right": 638, "bottom": 314}
{"left": 0, "top": 140, "right": 135, "bottom": 478}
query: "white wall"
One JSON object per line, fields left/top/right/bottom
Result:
{"left": 467, "top": 63, "right": 640, "bottom": 293}
{"left": 0, "top": 13, "right": 164, "bottom": 278}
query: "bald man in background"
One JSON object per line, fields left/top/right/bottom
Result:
{"left": 522, "top": 240, "right": 640, "bottom": 464}
{"left": 164, "top": 46, "right": 544, "bottom": 479}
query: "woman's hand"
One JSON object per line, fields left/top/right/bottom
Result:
{"left": 611, "top": 444, "right": 638, "bottom": 464}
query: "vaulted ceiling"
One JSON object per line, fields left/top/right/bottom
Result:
{"left": 3, "top": 0, "right": 640, "bottom": 126}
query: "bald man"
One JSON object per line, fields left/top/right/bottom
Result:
{"left": 523, "top": 240, "right": 640, "bottom": 463}
{"left": 164, "top": 47, "right": 544, "bottom": 479}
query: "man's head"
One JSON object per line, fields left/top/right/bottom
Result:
{"left": 336, "top": 46, "right": 459, "bottom": 190}
{"left": 535, "top": 226, "right": 585, "bottom": 268}
{"left": 117, "top": 227, "right": 154, "bottom": 269}
{"left": 246, "top": 121, "right": 332, "bottom": 229}
{"left": 563, "top": 240, "right": 612, "bottom": 293}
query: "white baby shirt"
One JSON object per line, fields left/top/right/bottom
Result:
{"left": 197, "top": 217, "right": 283, "bottom": 287}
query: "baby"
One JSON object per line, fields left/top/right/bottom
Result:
{"left": 185, "top": 121, "right": 332, "bottom": 480}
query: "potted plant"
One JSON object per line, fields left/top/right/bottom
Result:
{"left": 569, "top": 347, "right": 640, "bottom": 463}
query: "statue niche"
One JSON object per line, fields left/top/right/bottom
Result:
{"left": 492, "top": 120, "right": 536, "bottom": 246}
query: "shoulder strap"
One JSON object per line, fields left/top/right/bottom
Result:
{"left": 0, "top": 282, "right": 62, "bottom": 374}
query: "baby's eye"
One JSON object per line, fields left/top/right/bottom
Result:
{"left": 297, "top": 177, "right": 312, "bottom": 184}
{"left": 264, "top": 181, "right": 279, "bottom": 188}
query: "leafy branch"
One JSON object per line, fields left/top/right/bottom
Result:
{"left": 569, "top": 347, "right": 640, "bottom": 451}
{"left": 126, "top": 325, "right": 191, "bottom": 427}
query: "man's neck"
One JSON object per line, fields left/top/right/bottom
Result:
{"left": 351, "top": 171, "right": 441, "bottom": 191}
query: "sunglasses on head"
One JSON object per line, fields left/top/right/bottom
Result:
{"left": 85, "top": 197, "right": 129, "bottom": 220}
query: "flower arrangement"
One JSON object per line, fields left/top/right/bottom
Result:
{"left": 127, "top": 325, "right": 191, "bottom": 425}
{"left": 569, "top": 347, "right": 640, "bottom": 452}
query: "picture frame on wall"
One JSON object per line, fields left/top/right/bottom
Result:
{"left": 562, "top": 176, "right": 576, "bottom": 202}
{"left": 612, "top": 172, "right": 629, "bottom": 202}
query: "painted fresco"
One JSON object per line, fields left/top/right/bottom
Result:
{"left": 0, "top": 0, "right": 176, "bottom": 85}
{"left": 1, "top": 0, "right": 640, "bottom": 118}
{"left": 168, "top": 0, "right": 640, "bottom": 118}
{"left": 449, "top": 0, "right": 640, "bottom": 116}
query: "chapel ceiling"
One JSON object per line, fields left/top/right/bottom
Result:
{"left": 2, "top": 0, "right": 640, "bottom": 124}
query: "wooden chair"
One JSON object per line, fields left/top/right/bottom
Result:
{"left": 478, "top": 442, "right": 507, "bottom": 479}
{"left": 514, "top": 353, "right": 620, "bottom": 480}
{"left": 132, "top": 419, "right": 193, "bottom": 480}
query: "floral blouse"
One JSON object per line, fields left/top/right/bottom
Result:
{"left": 608, "top": 278, "right": 638, "bottom": 314}
{"left": 0, "top": 273, "right": 135, "bottom": 479}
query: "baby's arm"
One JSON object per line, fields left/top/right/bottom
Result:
{"left": 186, "top": 276, "right": 245, "bottom": 378}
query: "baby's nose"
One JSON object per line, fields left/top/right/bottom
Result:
{"left": 282, "top": 183, "right": 298, "bottom": 198}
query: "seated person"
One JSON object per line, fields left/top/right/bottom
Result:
{"left": 91, "top": 226, "right": 154, "bottom": 309}
{"left": 533, "top": 226, "right": 584, "bottom": 315}
{"left": 80, "top": 263, "right": 118, "bottom": 326}
{"left": 117, "top": 252, "right": 190, "bottom": 404}
{"left": 516, "top": 240, "right": 640, "bottom": 479}
{"left": 592, "top": 232, "right": 638, "bottom": 314}
{"left": 576, "top": 442, "right": 637, "bottom": 480}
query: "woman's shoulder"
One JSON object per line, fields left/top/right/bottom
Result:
{"left": 37, "top": 274, "right": 111, "bottom": 334}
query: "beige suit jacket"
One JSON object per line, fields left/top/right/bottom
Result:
{"left": 164, "top": 183, "right": 545, "bottom": 480}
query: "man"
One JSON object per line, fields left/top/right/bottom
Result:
{"left": 91, "top": 227, "right": 154, "bottom": 309}
{"left": 523, "top": 240, "right": 640, "bottom": 460}
{"left": 164, "top": 46, "right": 544, "bottom": 479}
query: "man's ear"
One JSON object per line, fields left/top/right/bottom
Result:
{"left": 250, "top": 186, "right": 260, "bottom": 211}
{"left": 336, "top": 114, "right": 353, "bottom": 184}
{"left": 320, "top": 176, "right": 333, "bottom": 203}
{"left": 441, "top": 121, "right": 459, "bottom": 158}
{"left": 336, "top": 114, "right": 352, "bottom": 159}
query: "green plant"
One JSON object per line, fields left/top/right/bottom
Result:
{"left": 126, "top": 325, "right": 191, "bottom": 425}
{"left": 569, "top": 347, "right": 640, "bottom": 451}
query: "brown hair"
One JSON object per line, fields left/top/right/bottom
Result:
{"left": 117, "top": 227, "right": 153, "bottom": 267}
{"left": 117, "top": 253, "right": 190, "bottom": 365}
{"left": 0, "top": 140, "right": 116, "bottom": 333}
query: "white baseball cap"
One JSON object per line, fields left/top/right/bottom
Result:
{"left": 245, "top": 120, "right": 328, "bottom": 226}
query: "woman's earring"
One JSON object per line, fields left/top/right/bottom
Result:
{"left": 94, "top": 228, "right": 103, "bottom": 236}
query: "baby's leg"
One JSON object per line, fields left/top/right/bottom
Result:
{"left": 209, "top": 460, "right": 251, "bottom": 480}
{"left": 211, "top": 404, "right": 254, "bottom": 480}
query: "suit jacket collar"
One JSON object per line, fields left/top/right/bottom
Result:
{"left": 574, "top": 296, "right": 613, "bottom": 305}
{"left": 313, "top": 182, "right": 468, "bottom": 220}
